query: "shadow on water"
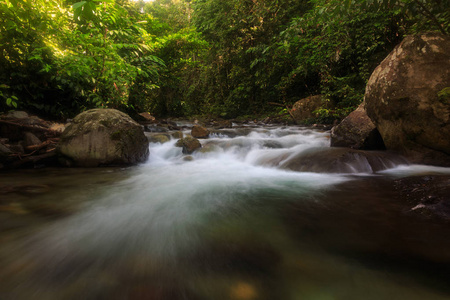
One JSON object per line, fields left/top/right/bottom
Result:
{"left": 1, "top": 125, "right": 450, "bottom": 300}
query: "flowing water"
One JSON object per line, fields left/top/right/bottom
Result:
{"left": 1, "top": 124, "right": 450, "bottom": 300}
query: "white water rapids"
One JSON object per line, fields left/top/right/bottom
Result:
{"left": 1, "top": 124, "right": 450, "bottom": 300}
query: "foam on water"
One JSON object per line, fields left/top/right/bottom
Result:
{"left": 378, "top": 164, "right": 450, "bottom": 177}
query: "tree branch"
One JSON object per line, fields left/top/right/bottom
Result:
{"left": 413, "top": 0, "right": 447, "bottom": 35}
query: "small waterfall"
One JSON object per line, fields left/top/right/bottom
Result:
{"left": 147, "top": 125, "right": 409, "bottom": 174}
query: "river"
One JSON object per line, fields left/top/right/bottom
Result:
{"left": 1, "top": 123, "right": 450, "bottom": 300}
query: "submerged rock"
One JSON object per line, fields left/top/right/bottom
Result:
{"left": 279, "top": 147, "right": 408, "bottom": 173}
{"left": 365, "top": 32, "right": 450, "bottom": 166}
{"left": 331, "top": 103, "right": 385, "bottom": 150}
{"left": 57, "top": 109, "right": 149, "bottom": 167}
{"left": 394, "top": 175, "right": 450, "bottom": 220}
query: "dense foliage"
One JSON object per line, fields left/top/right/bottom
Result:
{"left": 0, "top": 0, "right": 163, "bottom": 118}
{"left": 1, "top": 0, "right": 448, "bottom": 120}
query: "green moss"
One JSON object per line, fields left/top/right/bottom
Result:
{"left": 112, "top": 127, "right": 144, "bottom": 156}
{"left": 438, "top": 87, "right": 450, "bottom": 104}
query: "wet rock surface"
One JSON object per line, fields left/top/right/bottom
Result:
{"left": 331, "top": 103, "right": 385, "bottom": 150}
{"left": 279, "top": 147, "right": 408, "bottom": 173}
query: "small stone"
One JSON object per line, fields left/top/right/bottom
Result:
{"left": 183, "top": 155, "right": 194, "bottom": 161}
{"left": 175, "top": 137, "right": 202, "bottom": 154}
{"left": 191, "top": 125, "right": 210, "bottom": 139}
{"left": 138, "top": 112, "right": 156, "bottom": 123}
{"left": 23, "top": 132, "right": 42, "bottom": 147}
{"left": 171, "top": 131, "right": 183, "bottom": 139}
{"left": 148, "top": 134, "right": 170, "bottom": 144}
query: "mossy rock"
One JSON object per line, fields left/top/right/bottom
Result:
{"left": 171, "top": 131, "right": 183, "bottom": 139}
{"left": 57, "top": 109, "right": 149, "bottom": 167}
{"left": 148, "top": 134, "right": 171, "bottom": 144}
{"left": 175, "top": 136, "right": 202, "bottom": 154}
{"left": 365, "top": 33, "right": 450, "bottom": 166}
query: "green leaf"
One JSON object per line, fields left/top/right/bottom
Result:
{"left": 73, "top": 1, "right": 87, "bottom": 10}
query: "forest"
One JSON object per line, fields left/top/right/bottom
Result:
{"left": 1, "top": 0, "right": 449, "bottom": 121}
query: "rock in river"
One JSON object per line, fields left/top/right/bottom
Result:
{"left": 175, "top": 136, "right": 202, "bottom": 154}
{"left": 331, "top": 103, "right": 385, "bottom": 150}
{"left": 364, "top": 32, "right": 450, "bottom": 166}
{"left": 191, "top": 125, "right": 210, "bottom": 139}
{"left": 279, "top": 147, "right": 408, "bottom": 173}
{"left": 57, "top": 109, "right": 149, "bottom": 167}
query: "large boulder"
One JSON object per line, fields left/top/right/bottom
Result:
{"left": 330, "top": 103, "right": 385, "bottom": 150}
{"left": 58, "top": 109, "right": 149, "bottom": 167}
{"left": 364, "top": 32, "right": 450, "bottom": 166}
{"left": 291, "top": 95, "right": 333, "bottom": 124}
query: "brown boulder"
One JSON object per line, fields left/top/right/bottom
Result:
{"left": 291, "top": 95, "right": 333, "bottom": 124}
{"left": 364, "top": 32, "right": 450, "bottom": 166}
{"left": 175, "top": 137, "right": 202, "bottom": 154}
{"left": 191, "top": 125, "right": 210, "bottom": 139}
{"left": 330, "top": 103, "right": 385, "bottom": 150}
